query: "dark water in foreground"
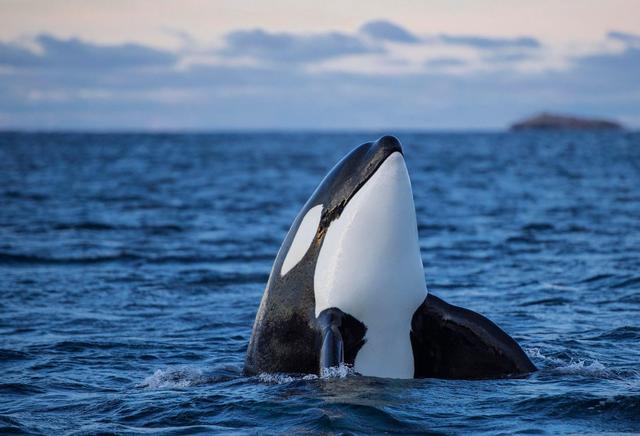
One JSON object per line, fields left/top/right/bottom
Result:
{"left": 1, "top": 131, "right": 639, "bottom": 434}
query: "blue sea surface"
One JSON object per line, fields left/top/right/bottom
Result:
{"left": 1, "top": 131, "right": 639, "bottom": 434}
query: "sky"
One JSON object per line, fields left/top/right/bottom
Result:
{"left": 0, "top": 0, "right": 639, "bottom": 130}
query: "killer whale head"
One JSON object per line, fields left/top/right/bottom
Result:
{"left": 274, "top": 136, "right": 423, "bottom": 280}
{"left": 267, "top": 135, "right": 427, "bottom": 378}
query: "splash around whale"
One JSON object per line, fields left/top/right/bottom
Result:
{"left": 245, "top": 136, "right": 536, "bottom": 379}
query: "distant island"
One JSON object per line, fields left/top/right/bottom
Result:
{"left": 510, "top": 112, "right": 623, "bottom": 131}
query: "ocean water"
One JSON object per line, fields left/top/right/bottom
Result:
{"left": 1, "top": 131, "right": 639, "bottom": 434}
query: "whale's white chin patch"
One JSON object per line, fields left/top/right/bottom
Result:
{"left": 314, "top": 152, "right": 427, "bottom": 379}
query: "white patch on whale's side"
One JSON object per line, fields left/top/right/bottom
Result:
{"left": 314, "top": 152, "right": 427, "bottom": 379}
{"left": 281, "top": 204, "right": 323, "bottom": 276}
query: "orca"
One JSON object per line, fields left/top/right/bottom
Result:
{"left": 245, "top": 136, "right": 536, "bottom": 379}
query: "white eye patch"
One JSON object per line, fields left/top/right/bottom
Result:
{"left": 280, "top": 204, "right": 323, "bottom": 276}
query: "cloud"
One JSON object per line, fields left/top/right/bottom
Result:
{"left": 0, "top": 35, "right": 177, "bottom": 69}
{"left": 572, "top": 46, "right": 640, "bottom": 83}
{"left": 214, "top": 24, "right": 542, "bottom": 67}
{"left": 608, "top": 31, "right": 640, "bottom": 47}
{"left": 484, "top": 51, "right": 536, "bottom": 63}
{"left": 359, "top": 20, "right": 419, "bottom": 43}
{"left": 424, "top": 57, "right": 466, "bottom": 68}
{"left": 438, "top": 34, "right": 541, "bottom": 49}
{"left": 219, "top": 28, "right": 380, "bottom": 63}
{"left": 0, "top": 41, "right": 41, "bottom": 67}
{"left": 0, "top": 26, "right": 639, "bottom": 130}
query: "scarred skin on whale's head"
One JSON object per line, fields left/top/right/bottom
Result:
{"left": 245, "top": 136, "right": 427, "bottom": 378}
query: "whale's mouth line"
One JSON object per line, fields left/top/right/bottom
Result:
{"left": 317, "top": 151, "right": 403, "bottom": 236}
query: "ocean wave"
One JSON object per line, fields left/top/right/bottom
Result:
{"left": 579, "top": 273, "right": 615, "bottom": 283}
{"left": 321, "top": 363, "right": 356, "bottom": 379}
{"left": 525, "top": 347, "right": 565, "bottom": 365}
{"left": 52, "top": 221, "right": 187, "bottom": 233}
{"left": 0, "top": 349, "right": 31, "bottom": 361}
{"left": 53, "top": 221, "right": 117, "bottom": 231}
{"left": 611, "top": 276, "right": 640, "bottom": 289}
{"left": 525, "top": 347, "right": 628, "bottom": 378}
{"left": 257, "top": 373, "right": 318, "bottom": 384}
{"left": 521, "top": 297, "right": 572, "bottom": 306}
{"left": 591, "top": 326, "right": 640, "bottom": 340}
{"left": 516, "top": 393, "right": 640, "bottom": 422}
{"left": 138, "top": 364, "right": 243, "bottom": 389}
{"left": 139, "top": 367, "right": 206, "bottom": 389}
{"left": 258, "top": 363, "right": 356, "bottom": 385}
{"left": 521, "top": 222, "right": 555, "bottom": 232}
{"left": 0, "top": 382, "right": 46, "bottom": 395}
{"left": 0, "top": 252, "right": 142, "bottom": 265}
{"left": 51, "top": 340, "right": 124, "bottom": 352}
{"left": 551, "top": 360, "right": 608, "bottom": 376}
{"left": 3, "top": 190, "right": 48, "bottom": 201}
{"left": 183, "top": 271, "right": 268, "bottom": 286}
{"left": 0, "top": 415, "right": 27, "bottom": 434}
{"left": 0, "top": 251, "right": 272, "bottom": 268}
{"left": 417, "top": 223, "right": 458, "bottom": 233}
{"left": 539, "top": 282, "right": 579, "bottom": 291}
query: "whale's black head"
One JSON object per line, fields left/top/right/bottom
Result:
{"left": 272, "top": 135, "right": 407, "bottom": 279}
{"left": 311, "top": 135, "right": 403, "bottom": 234}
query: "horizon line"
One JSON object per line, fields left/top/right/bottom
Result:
{"left": 1, "top": 127, "right": 636, "bottom": 135}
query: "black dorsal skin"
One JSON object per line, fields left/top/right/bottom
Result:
{"left": 411, "top": 294, "right": 536, "bottom": 379}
